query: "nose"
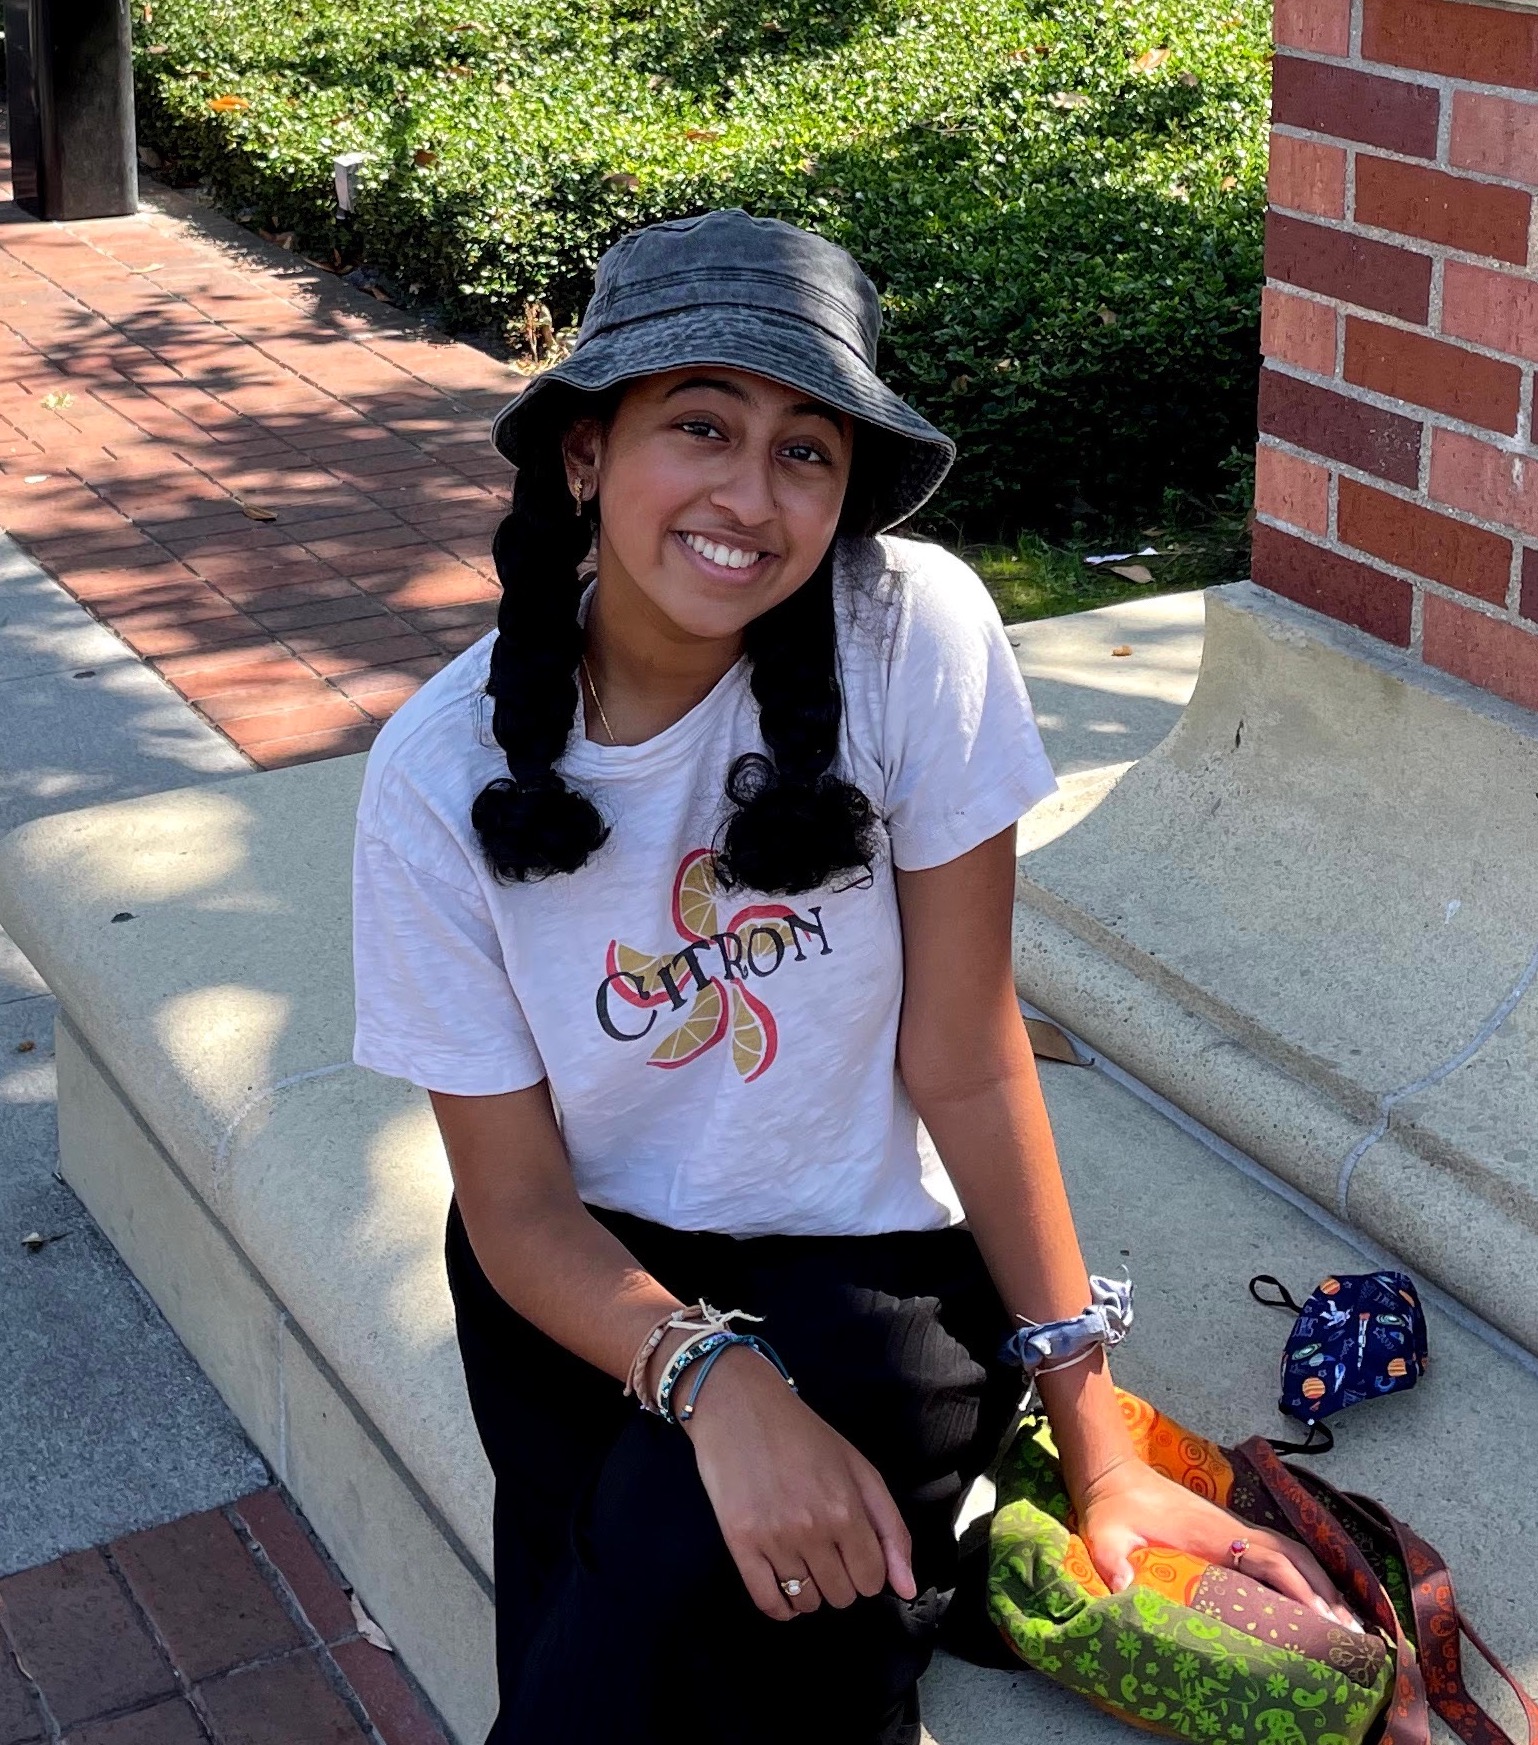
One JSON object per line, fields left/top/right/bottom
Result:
{"left": 707, "top": 442, "right": 777, "bottom": 531}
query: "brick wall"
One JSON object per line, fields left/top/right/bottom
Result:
{"left": 1255, "top": 0, "right": 1538, "bottom": 712}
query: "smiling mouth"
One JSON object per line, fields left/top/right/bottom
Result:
{"left": 678, "top": 531, "right": 769, "bottom": 572}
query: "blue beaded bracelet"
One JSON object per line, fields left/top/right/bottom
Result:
{"left": 656, "top": 1329, "right": 795, "bottom": 1427}
{"left": 676, "top": 1334, "right": 795, "bottom": 1424}
{"left": 655, "top": 1328, "right": 734, "bottom": 1425}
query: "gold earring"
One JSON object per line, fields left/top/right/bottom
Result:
{"left": 570, "top": 475, "right": 586, "bottom": 516}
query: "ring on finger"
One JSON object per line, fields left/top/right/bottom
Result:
{"left": 778, "top": 1574, "right": 813, "bottom": 1600}
{"left": 1229, "top": 1538, "right": 1249, "bottom": 1570}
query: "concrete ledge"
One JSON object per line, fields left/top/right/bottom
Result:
{"left": 0, "top": 758, "right": 499, "bottom": 1743}
{"left": 1014, "top": 580, "right": 1538, "bottom": 1354}
{"left": 52, "top": 1015, "right": 496, "bottom": 1745}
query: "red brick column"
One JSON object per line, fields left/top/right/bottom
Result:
{"left": 1254, "top": 0, "right": 1538, "bottom": 712}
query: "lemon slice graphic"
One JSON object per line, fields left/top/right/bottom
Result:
{"left": 649, "top": 981, "right": 727, "bottom": 1069}
{"left": 606, "top": 940, "right": 673, "bottom": 1005}
{"left": 729, "top": 984, "right": 778, "bottom": 1082}
{"left": 672, "top": 849, "right": 720, "bottom": 943}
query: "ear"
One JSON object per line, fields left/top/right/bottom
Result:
{"left": 562, "top": 417, "right": 604, "bottom": 482}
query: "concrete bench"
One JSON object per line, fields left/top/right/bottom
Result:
{"left": 3, "top": 591, "right": 1536, "bottom": 1740}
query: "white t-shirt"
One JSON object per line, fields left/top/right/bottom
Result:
{"left": 351, "top": 534, "right": 1056, "bottom": 1237}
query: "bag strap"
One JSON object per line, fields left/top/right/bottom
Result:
{"left": 1238, "top": 1438, "right": 1430, "bottom": 1745}
{"left": 1320, "top": 1484, "right": 1537, "bottom": 1745}
{"left": 1240, "top": 1440, "right": 1537, "bottom": 1745}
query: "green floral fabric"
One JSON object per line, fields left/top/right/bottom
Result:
{"left": 987, "top": 1420, "right": 1394, "bottom": 1745}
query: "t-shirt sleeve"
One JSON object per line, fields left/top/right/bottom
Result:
{"left": 352, "top": 825, "right": 547, "bottom": 1096}
{"left": 879, "top": 543, "right": 1058, "bottom": 871}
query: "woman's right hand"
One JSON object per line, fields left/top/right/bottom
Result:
{"left": 680, "top": 1343, "right": 916, "bottom": 1620}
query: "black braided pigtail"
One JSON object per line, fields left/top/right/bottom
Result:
{"left": 714, "top": 548, "right": 878, "bottom": 896}
{"left": 471, "top": 442, "right": 609, "bottom": 881}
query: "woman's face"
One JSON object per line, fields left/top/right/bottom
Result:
{"left": 570, "top": 365, "right": 854, "bottom": 644}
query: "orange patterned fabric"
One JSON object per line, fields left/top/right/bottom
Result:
{"left": 1055, "top": 1400, "right": 1233, "bottom": 1606}
{"left": 1116, "top": 1390, "right": 1235, "bottom": 1505}
{"left": 1129, "top": 1547, "right": 1209, "bottom": 1605}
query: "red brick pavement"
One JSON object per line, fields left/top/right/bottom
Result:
{"left": 0, "top": 1490, "right": 449, "bottom": 1743}
{"left": 0, "top": 127, "right": 522, "bottom": 770}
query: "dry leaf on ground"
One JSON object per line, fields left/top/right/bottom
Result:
{"left": 1025, "top": 1018, "right": 1090, "bottom": 1066}
{"left": 17, "top": 1040, "right": 35, "bottom": 1053}
{"left": 1111, "top": 645, "right": 1134, "bottom": 657}
{"left": 348, "top": 1591, "right": 394, "bottom": 1652}
{"left": 235, "top": 500, "right": 279, "bottom": 521}
{"left": 41, "top": 391, "right": 74, "bottom": 411}
{"left": 1109, "top": 563, "right": 1155, "bottom": 584}
{"left": 22, "top": 1231, "right": 68, "bottom": 1253}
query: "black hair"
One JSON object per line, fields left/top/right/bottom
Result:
{"left": 471, "top": 396, "right": 881, "bottom": 895}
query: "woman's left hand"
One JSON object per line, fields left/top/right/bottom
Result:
{"left": 1075, "top": 1456, "right": 1364, "bottom": 1633}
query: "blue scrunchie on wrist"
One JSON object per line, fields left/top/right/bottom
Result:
{"left": 1000, "top": 1275, "right": 1134, "bottom": 1376}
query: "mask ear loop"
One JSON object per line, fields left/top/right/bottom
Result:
{"left": 1249, "top": 1276, "right": 1334, "bottom": 1456}
{"left": 1249, "top": 1274, "right": 1308, "bottom": 1315}
{"left": 1266, "top": 1420, "right": 1336, "bottom": 1457}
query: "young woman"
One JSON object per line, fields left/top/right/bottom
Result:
{"left": 351, "top": 209, "right": 1353, "bottom": 1744}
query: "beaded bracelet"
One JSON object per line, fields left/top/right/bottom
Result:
{"left": 625, "top": 1300, "right": 766, "bottom": 1413}
{"left": 655, "top": 1328, "right": 735, "bottom": 1425}
{"left": 675, "top": 1334, "right": 795, "bottom": 1425}
{"left": 656, "top": 1329, "right": 796, "bottom": 1427}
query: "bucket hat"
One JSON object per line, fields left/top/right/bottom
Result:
{"left": 489, "top": 208, "right": 955, "bottom": 532}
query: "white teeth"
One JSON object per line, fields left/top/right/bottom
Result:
{"left": 683, "top": 532, "right": 762, "bottom": 570}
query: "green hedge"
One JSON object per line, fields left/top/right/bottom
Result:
{"left": 132, "top": 0, "right": 1270, "bottom": 535}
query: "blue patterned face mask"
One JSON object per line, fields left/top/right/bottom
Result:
{"left": 1250, "top": 1272, "right": 1429, "bottom": 1453}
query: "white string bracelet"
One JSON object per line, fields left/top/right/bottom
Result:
{"left": 624, "top": 1300, "right": 766, "bottom": 1413}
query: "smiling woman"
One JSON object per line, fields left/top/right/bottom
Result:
{"left": 348, "top": 210, "right": 1355, "bottom": 1745}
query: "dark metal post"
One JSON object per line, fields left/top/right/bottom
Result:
{"left": 4, "top": 0, "right": 137, "bottom": 219}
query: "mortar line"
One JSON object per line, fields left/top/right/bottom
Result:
{"left": 1018, "top": 999, "right": 1538, "bottom": 1384}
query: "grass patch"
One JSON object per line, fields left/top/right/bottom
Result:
{"left": 968, "top": 507, "right": 1250, "bottom": 623}
{"left": 132, "top": 0, "right": 1271, "bottom": 540}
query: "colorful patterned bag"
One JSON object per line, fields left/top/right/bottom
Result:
{"left": 987, "top": 1392, "right": 1536, "bottom": 1745}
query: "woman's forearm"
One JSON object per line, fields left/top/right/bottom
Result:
{"left": 430, "top": 1086, "right": 687, "bottom": 1388}
{"left": 911, "top": 1063, "right": 1137, "bottom": 1502}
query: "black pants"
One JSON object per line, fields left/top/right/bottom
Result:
{"left": 445, "top": 1200, "right": 1020, "bottom": 1745}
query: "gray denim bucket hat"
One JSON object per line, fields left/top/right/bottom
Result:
{"left": 489, "top": 209, "right": 956, "bottom": 533}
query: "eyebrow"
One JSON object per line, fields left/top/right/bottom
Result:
{"left": 662, "top": 376, "right": 847, "bottom": 431}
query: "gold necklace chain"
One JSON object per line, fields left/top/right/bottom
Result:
{"left": 581, "top": 656, "right": 617, "bottom": 745}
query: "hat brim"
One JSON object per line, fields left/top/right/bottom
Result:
{"left": 489, "top": 306, "right": 955, "bottom": 533}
